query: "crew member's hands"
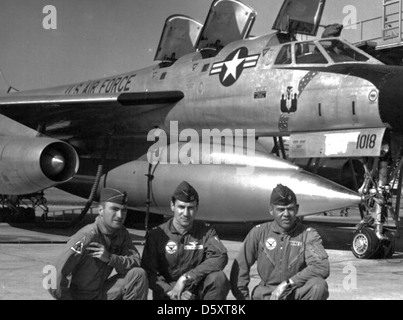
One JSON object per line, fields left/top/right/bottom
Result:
{"left": 270, "top": 281, "right": 288, "bottom": 300}
{"left": 167, "top": 275, "right": 188, "bottom": 300}
{"left": 180, "top": 290, "right": 195, "bottom": 300}
{"left": 86, "top": 242, "right": 110, "bottom": 263}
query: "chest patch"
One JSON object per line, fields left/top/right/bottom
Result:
{"left": 165, "top": 241, "right": 178, "bottom": 254}
{"left": 184, "top": 241, "right": 203, "bottom": 250}
{"left": 290, "top": 240, "right": 303, "bottom": 247}
{"left": 265, "top": 237, "right": 277, "bottom": 251}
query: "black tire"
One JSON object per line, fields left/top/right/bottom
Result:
{"left": 378, "top": 229, "right": 395, "bottom": 259}
{"left": 351, "top": 227, "right": 381, "bottom": 259}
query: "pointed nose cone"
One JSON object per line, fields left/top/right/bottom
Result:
{"left": 106, "top": 152, "right": 362, "bottom": 222}
{"left": 287, "top": 170, "right": 362, "bottom": 216}
{"left": 378, "top": 70, "right": 403, "bottom": 132}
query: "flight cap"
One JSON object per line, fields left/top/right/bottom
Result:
{"left": 270, "top": 184, "right": 297, "bottom": 206}
{"left": 172, "top": 181, "right": 199, "bottom": 203}
{"left": 100, "top": 188, "right": 128, "bottom": 205}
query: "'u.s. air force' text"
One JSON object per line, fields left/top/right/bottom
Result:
{"left": 157, "top": 304, "right": 246, "bottom": 317}
{"left": 65, "top": 74, "right": 136, "bottom": 95}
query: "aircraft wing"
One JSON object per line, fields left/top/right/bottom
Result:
{"left": 0, "top": 90, "right": 184, "bottom": 108}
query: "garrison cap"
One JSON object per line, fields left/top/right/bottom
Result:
{"left": 270, "top": 184, "right": 297, "bottom": 206}
{"left": 100, "top": 188, "right": 128, "bottom": 205}
{"left": 172, "top": 181, "right": 199, "bottom": 203}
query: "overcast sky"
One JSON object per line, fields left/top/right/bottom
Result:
{"left": 0, "top": 0, "right": 382, "bottom": 91}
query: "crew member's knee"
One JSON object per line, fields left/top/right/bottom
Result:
{"left": 205, "top": 271, "right": 229, "bottom": 287}
{"left": 307, "top": 277, "right": 329, "bottom": 300}
{"left": 127, "top": 267, "right": 148, "bottom": 281}
{"left": 202, "top": 271, "right": 230, "bottom": 300}
{"left": 124, "top": 267, "right": 149, "bottom": 300}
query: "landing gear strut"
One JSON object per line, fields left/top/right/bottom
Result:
{"left": 352, "top": 135, "right": 402, "bottom": 259}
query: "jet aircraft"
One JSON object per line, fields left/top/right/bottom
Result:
{"left": 0, "top": 0, "right": 401, "bottom": 259}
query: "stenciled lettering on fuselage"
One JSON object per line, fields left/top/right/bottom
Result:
{"left": 210, "top": 47, "right": 259, "bottom": 87}
{"left": 65, "top": 74, "right": 136, "bottom": 95}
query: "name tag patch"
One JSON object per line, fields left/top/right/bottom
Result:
{"left": 290, "top": 241, "right": 302, "bottom": 247}
{"left": 184, "top": 241, "right": 203, "bottom": 250}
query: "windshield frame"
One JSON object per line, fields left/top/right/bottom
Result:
{"left": 273, "top": 37, "right": 381, "bottom": 67}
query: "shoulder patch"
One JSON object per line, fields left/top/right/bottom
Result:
{"left": 70, "top": 235, "right": 86, "bottom": 254}
{"left": 256, "top": 224, "right": 261, "bottom": 228}
{"left": 307, "top": 228, "right": 312, "bottom": 231}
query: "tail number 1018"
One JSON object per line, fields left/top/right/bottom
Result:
{"left": 356, "top": 134, "right": 377, "bottom": 150}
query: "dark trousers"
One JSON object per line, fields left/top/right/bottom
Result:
{"left": 71, "top": 267, "right": 149, "bottom": 300}
{"left": 153, "top": 271, "right": 230, "bottom": 300}
{"left": 252, "top": 278, "right": 329, "bottom": 300}
{"left": 197, "top": 271, "right": 230, "bottom": 300}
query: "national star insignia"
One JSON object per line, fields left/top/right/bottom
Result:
{"left": 210, "top": 47, "right": 260, "bottom": 86}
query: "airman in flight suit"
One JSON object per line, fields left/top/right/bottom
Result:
{"left": 230, "top": 184, "right": 330, "bottom": 300}
{"left": 49, "top": 188, "right": 149, "bottom": 300}
{"left": 141, "top": 181, "right": 230, "bottom": 300}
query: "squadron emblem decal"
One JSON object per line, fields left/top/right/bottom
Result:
{"left": 210, "top": 47, "right": 260, "bottom": 87}
{"left": 265, "top": 237, "right": 277, "bottom": 251}
{"left": 281, "top": 86, "right": 298, "bottom": 114}
{"left": 165, "top": 241, "right": 178, "bottom": 254}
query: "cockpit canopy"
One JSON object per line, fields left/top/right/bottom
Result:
{"left": 274, "top": 38, "right": 379, "bottom": 66}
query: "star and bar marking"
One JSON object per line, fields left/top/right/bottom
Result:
{"left": 210, "top": 47, "right": 260, "bottom": 87}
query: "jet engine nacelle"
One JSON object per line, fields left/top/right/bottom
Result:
{"left": 101, "top": 142, "right": 361, "bottom": 222}
{"left": 0, "top": 137, "right": 79, "bottom": 195}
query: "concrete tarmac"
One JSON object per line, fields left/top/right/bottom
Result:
{"left": 1, "top": 188, "right": 403, "bottom": 300}
{"left": 1, "top": 220, "right": 403, "bottom": 300}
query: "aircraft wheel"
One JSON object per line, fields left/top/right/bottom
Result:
{"left": 351, "top": 227, "right": 380, "bottom": 259}
{"left": 377, "top": 229, "right": 395, "bottom": 259}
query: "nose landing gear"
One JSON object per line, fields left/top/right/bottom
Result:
{"left": 351, "top": 216, "right": 395, "bottom": 259}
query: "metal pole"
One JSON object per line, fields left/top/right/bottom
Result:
{"left": 383, "top": 0, "right": 386, "bottom": 39}
{"left": 400, "top": 0, "right": 403, "bottom": 40}
{"left": 360, "top": 21, "right": 364, "bottom": 41}
{"left": 348, "top": 158, "right": 359, "bottom": 192}
{"left": 395, "top": 168, "right": 402, "bottom": 223}
{"left": 144, "top": 163, "right": 153, "bottom": 235}
{"left": 273, "top": 137, "right": 280, "bottom": 157}
{"left": 278, "top": 136, "right": 287, "bottom": 160}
